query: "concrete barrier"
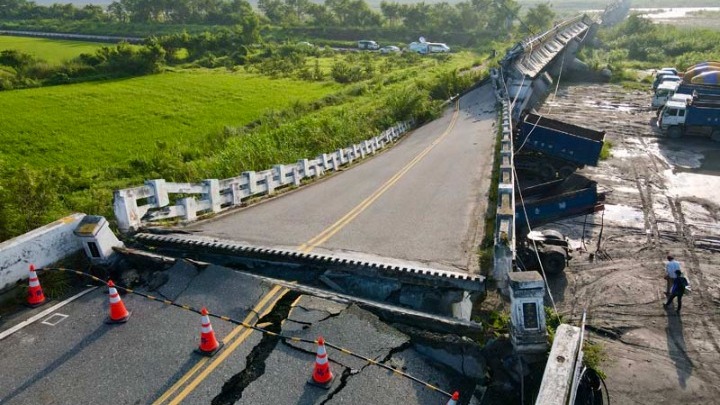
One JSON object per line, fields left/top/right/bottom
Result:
{"left": 535, "top": 324, "right": 583, "bottom": 405}
{"left": 0, "top": 213, "right": 85, "bottom": 292}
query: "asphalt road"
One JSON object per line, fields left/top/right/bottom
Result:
{"left": 189, "top": 84, "right": 497, "bottom": 273}
{"left": 0, "top": 263, "right": 463, "bottom": 404}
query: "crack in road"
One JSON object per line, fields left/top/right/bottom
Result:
{"left": 211, "top": 291, "right": 300, "bottom": 405}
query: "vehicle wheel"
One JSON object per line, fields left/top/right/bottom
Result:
{"left": 711, "top": 129, "right": 720, "bottom": 143}
{"left": 668, "top": 126, "right": 683, "bottom": 139}
{"left": 539, "top": 163, "right": 556, "bottom": 181}
{"left": 541, "top": 229, "right": 565, "bottom": 241}
{"left": 558, "top": 165, "right": 576, "bottom": 178}
{"left": 541, "top": 246, "right": 567, "bottom": 275}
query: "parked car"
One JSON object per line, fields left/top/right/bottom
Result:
{"left": 358, "top": 40, "right": 380, "bottom": 50}
{"left": 297, "top": 41, "right": 314, "bottom": 47}
{"left": 379, "top": 45, "right": 400, "bottom": 54}
{"left": 408, "top": 41, "right": 450, "bottom": 54}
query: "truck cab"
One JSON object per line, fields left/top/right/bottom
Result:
{"left": 657, "top": 98, "right": 689, "bottom": 137}
{"left": 658, "top": 94, "right": 720, "bottom": 141}
{"left": 653, "top": 70, "right": 680, "bottom": 90}
{"left": 652, "top": 81, "right": 680, "bottom": 108}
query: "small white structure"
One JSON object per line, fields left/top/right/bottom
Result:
{"left": 508, "top": 271, "right": 548, "bottom": 353}
{"left": 73, "top": 215, "right": 124, "bottom": 264}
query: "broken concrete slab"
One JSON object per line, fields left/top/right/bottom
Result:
{"left": 154, "top": 259, "right": 199, "bottom": 301}
{"left": 286, "top": 304, "right": 411, "bottom": 371}
{"left": 324, "top": 348, "right": 455, "bottom": 405}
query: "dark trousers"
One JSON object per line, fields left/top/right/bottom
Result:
{"left": 665, "top": 294, "right": 683, "bottom": 311}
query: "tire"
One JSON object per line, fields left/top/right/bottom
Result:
{"left": 539, "top": 163, "right": 556, "bottom": 181}
{"left": 558, "top": 165, "right": 576, "bottom": 178}
{"left": 541, "top": 229, "right": 565, "bottom": 241}
{"left": 541, "top": 246, "right": 567, "bottom": 275}
{"left": 668, "top": 126, "right": 683, "bottom": 139}
{"left": 711, "top": 129, "right": 720, "bottom": 143}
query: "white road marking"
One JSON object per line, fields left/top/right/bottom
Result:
{"left": 41, "top": 313, "right": 69, "bottom": 326}
{"left": 0, "top": 287, "right": 97, "bottom": 340}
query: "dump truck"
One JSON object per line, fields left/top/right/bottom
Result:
{"left": 652, "top": 81, "right": 720, "bottom": 109}
{"left": 515, "top": 113, "right": 606, "bottom": 180}
{"left": 657, "top": 93, "right": 720, "bottom": 141}
{"left": 515, "top": 174, "right": 606, "bottom": 274}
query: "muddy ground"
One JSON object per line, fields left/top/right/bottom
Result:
{"left": 535, "top": 83, "right": 720, "bottom": 404}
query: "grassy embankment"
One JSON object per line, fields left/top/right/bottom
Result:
{"left": 577, "top": 14, "right": 720, "bottom": 88}
{"left": 0, "top": 35, "right": 105, "bottom": 64}
{"left": 0, "top": 48, "right": 484, "bottom": 240}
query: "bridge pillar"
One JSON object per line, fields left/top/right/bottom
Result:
{"left": 145, "top": 179, "right": 169, "bottom": 207}
{"left": 114, "top": 189, "right": 139, "bottom": 233}
{"left": 203, "top": 179, "right": 221, "bottom": 213}
{"left": 508, "top": 271, "right": 548, "bottom": 354}
{"left": 180, "top": 197, "right": 197, "bottom": 221}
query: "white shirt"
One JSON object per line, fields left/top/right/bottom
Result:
{"left": 666, "top": 260, "right": 681, "bottom": 278}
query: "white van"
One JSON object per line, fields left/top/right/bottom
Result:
{"left": 408, "top": 42, "right": 450, "bottom": 54}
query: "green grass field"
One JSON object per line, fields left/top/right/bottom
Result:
{"left": 0, "top": 69, "right": 339, "bottom": 170}
{"left": 0, "top": 35, "right": 106, "bottom": 64}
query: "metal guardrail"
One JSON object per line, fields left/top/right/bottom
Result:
{"left": 114, "top": 121, "right": 413, "bottom": 232}
{"left": 0, "top": 29, "right": 143, "bottom": 43}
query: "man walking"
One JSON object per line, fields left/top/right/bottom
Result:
{"left": 665, "top": 255, "right": 681, "bottom": 296}
{"left": 664, "top": 269, "right": 689, "bottom": 313}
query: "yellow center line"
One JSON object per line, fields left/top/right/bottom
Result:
{"left": 167, "top": 288, "right": 290, "bottom": 405}
{"left": 152, "top": 285, "right": 284, "bottom": 405}
{"left": 298, "top": 101, "right": 460, "bottom": 253}
{"left": 157, "top": 101, "right": 460, "bottom": 404}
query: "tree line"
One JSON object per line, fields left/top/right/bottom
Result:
{"left": 0, "top": 0, "right": 556, "bottom": 41}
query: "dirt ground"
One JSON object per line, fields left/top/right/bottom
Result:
{"left": 534, "top": 83, "right": 720, "bottom": 404}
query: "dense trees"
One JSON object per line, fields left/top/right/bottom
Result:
{"left": 0, "top": 0, "right": 542, "bottom": 41}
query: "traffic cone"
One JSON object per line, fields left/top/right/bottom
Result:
{"left": 196, "top": 307, "right": 223, "bottom": 356}
{"left": 446, "top": 391, "right": 459, "bottom": 405}
{"left": 26, "top": 264, "right": 46, "bottom": 308}
{"left": 105, "top": 280, "right": 130, "bottom": 324}
{"left": 308, "top": 336, "right": 334, "bottom": 389}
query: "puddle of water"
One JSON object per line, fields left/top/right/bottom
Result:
{"left": 612, "top": 186, "right": 640, "bottom": 194}
{"left": 583, "top": 100, "right": 638, "bottom": 112}
{"left": 700, "top": 150, "right": 720, "bottom": 172}
{"left": 611, "top": 148, "right": 632, "bottom": 159}
{"left": 635, "top": 7, "right": 720, "bottom": 20}
{"left": 665, "top": 169, "right": 720, "bottom": 200}
{"left": 602, "top": 204, "right": 645, "bottom": 227}
{"left": 648, "top": 143, "right": 704, "bottom": 169}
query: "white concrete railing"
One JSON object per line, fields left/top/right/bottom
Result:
{"left": 491, "top": 69, "right": 516, "bottom": 291}
{"left": 114, "top": 120, "right": 413, "bottom": 233}
{"left": 0, "top": 213, "right": 85, "bottom": 292}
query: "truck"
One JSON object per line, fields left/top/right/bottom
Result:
{"left": 651, "top": 81, "right": 720, "bottom": 109}
{"left": 515, "top": 174, "right": 606, "bottom": 274}
{"left": 652, "top": 81, "right": 681, "bottom": 108}
{"left": 515, "top": 113, "right": 606, "bottom": 180}
{"left": 657, "top": 93, "right": 720, "bottom": 141}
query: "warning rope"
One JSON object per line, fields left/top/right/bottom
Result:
{"left": 40, "top": 267, "right": 454, "bottom": 398}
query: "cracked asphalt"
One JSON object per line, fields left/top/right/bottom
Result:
{"left": 0, "top": 262, "right": 469, "bottom": 404}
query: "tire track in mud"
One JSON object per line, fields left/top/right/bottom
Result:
{"left": 668, "top": 197, "right": 720, "bottom": 368}
{"left": 544, "top": 84, "right": 720, "bottom": 389}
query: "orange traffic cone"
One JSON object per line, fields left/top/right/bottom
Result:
{"left": 196, "top": 307, "right": 223, "bottom": 356}
{"left": 446, "top": 391, "right": 459, "bottom": 405}
{"left": 105, "top": 280, "right": 130, "bottom": 324}
{"left": 308, "top": 336, "right": 334, "bottom": 389}
{"left": 26, "top": 264, "right": 46, "bottom": 308}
